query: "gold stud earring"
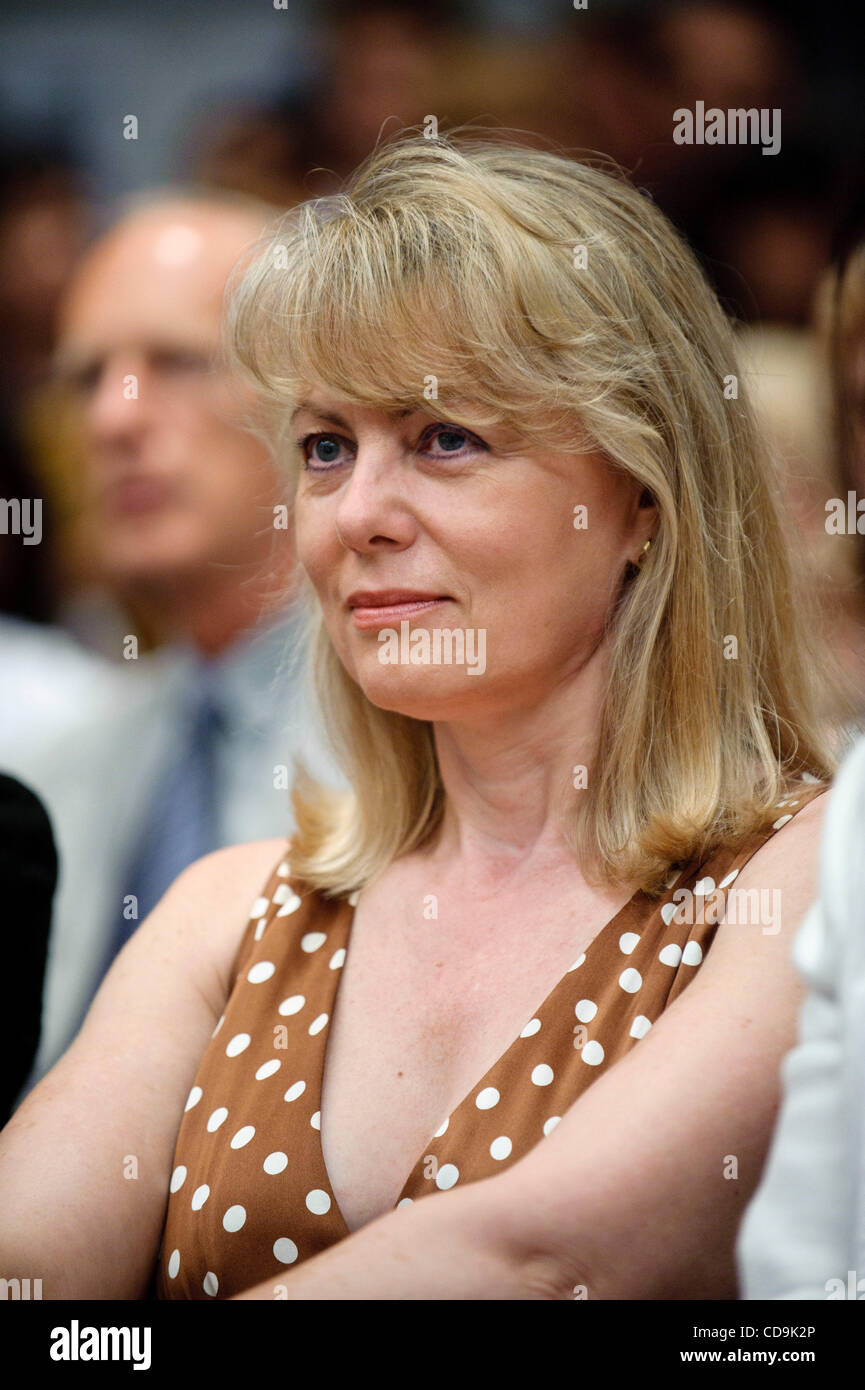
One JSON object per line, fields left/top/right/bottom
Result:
{"left": 636, "top": 538, "right": 652, "bottom": 567}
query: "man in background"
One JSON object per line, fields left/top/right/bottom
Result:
{"left": 9, "top": 190, "right": 336, "bottom": 1093}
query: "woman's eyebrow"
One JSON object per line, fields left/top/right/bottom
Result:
{"left": 290, "top": 403, "right": 415, "bottom": 429}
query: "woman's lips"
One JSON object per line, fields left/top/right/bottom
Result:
{"left": 350, "top": 598, "right": 451, "bottom": 629}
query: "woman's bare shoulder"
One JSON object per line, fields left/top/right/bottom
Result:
{"left": 732, "top": 787, "right": 831, "bottom": 892}
{"left": 160, "top": 837, "right": 294, "bottom": 1012}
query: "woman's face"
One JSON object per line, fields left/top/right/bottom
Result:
{"left": 292, "top": 387, "right": 655, "bottom": 723}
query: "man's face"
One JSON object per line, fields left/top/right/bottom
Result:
{"left": 56, "top": 206, "right": 281, "bottom": 592}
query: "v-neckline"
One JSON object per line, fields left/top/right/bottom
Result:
{"left": 314, "top": 880, "right": 654, "bottom": 1237}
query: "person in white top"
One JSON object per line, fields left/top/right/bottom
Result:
{"left": 737, "top": 729, "right": 865, "bottom": 1298}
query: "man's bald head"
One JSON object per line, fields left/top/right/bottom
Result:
{"left": 55, "top": 189, "right": 295, "bottom": 652}
{"left": 58, "top": 191, "right": 278, "bottom": 378}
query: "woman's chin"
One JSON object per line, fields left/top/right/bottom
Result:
{"left": 355, "top": 669, "right": 485, "bottom": 721}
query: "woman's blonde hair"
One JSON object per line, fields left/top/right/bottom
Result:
{"left": 228, "top": 127, "right": 846, "bottom": 898}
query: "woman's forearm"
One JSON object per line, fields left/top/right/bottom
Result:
{"left": 230, "top": 1181, "right": 568, "bottom": 1301}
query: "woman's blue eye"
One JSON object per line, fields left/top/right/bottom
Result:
{"left": 313, "top": 436, "right": 340, "bottom": 463}
{"left": 298, "top": 433, "right": 349, "bottom": 470}
{"left": 432, "top": 429, "right": 468, "bottom": 452}
{"left": 297, "top": 423, "right": 484, "bottom": 471}
{"left": 423, "top": 425, "right": 485, "bottom": 457}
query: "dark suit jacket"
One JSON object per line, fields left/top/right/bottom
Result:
{"left": 0, "top": 772, "right": 57, "bottom": 1126}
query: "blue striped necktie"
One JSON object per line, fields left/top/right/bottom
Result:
{"left": 101, "top": 671, "right": 226, "bottom": 974}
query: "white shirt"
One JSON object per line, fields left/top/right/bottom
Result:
{"left": 7, "top": 604, "right": 342, "bottom": 1089}
{"left": 736, "top": 731, "right": 865, "bottom": 1298}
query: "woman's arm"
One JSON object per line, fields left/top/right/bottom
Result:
{"left": 0, "top": 838, "right": 286, "bottom": 1300}
{"left": 232, "top": 793, "right": 829, "bottom": 1301}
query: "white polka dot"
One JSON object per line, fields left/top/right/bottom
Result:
{"left": 247, "top": 961, "right": 275, "bottom": 984}
{"left": 273, "top": 1237, "right": 298, "bottom": 1264}
{"left": 184, "top": 1086, "right": 202, "bottom": 1112}
{"left": 276, "top": 861, "right": 290, "bottom": 877}
{"left": 347, "top": 890, "right": 360, "bottom": 907}
{"left": 225, "top": 1033, "right": 251, "bottom": 1057}
{"left": 273, "top": 882, "right": 300, "bottom": 910}
{"left": 661, "top": 902, "right": 678, "bottom": 926}
{"left": 300, "top": 931, "right": 326, "bottom": 953}
{"left": 191, "top": 1185, "right": 209, "bottom": 1210}
{"left": 695, "top": 877, "right": 715, "bottom": 897}
{"left": 305, "top": 1189, "right": 331, "bottom": 1215}
{"left": 773, "top": 814, "right": 792, "bottom": 830}
{"left": 659, "top": 943, "right": 682, "bottom": 967}
{"left": 476, "top": 1086, "right": 500, "bottom": 1110}
{"left": 310, "top": 1111, "right": 321, "bottom": 1130}
{"left": 435, "top": 1163, "right": 459, "bottom": 1190}
{"left": 230, "top": 1125, "right": 255, "bottom": 1149}
{"left": 618, "top": 967, "right": 642, "bottom": 993}
{"left": 619, "top": 932, "right": 640, "bottom": 954}
{"left": 543, "top": 1116, "right": 561, "bottom": 1136}
{"left": 490, "top": 1136, "right": 512, "bottom": 1161}
{"left": 167, "top": 1249, "right": 180, "bottom": 1279}
{"left": 329, "top": 948, "right": 346, "bottom": 970}
{"left": 278, "top": 995, "right": 305, "bottom": 1016}
{"left": 308, "top": 1013, "right": 328, "bottom": 1035}
{"left": 581, "top": 1040, "right": 605, "bottom": 1066}
{"left": 574, "top": 998, "right": 597, "bottom": 1022}
{"left": 531, "top": 1064, "right": 554, "bottom": 1086}
{"left": 520, "top": 1017, "right": 541, "bottom": 1037}
{"left": 263, "top": 1151, "right": 288, "bottom": 1175}
{"left": 276, "top": 891, "right": 302, "bottom": 917}
{"left": 397, "top": 1197, "right": 414, "bottom": 1209}
{"left": 222, "top": 1205, "right": 246, "bottom": 1233}
{"left": 249, "top": 896, "right": 269, "bottom": 919}
{"left": 211, "top": 1014, "right": 225, "bottom": 1037}
{"left": 719, "top": 869, "right": 739, "bottom": 889}
{"left": 567, "top": 953, "right": 586, "bottom": 971}
{"left": 254, "top": 919, "right": 267, "bottom": 942}
{"left": 169, "top": 1165, "right": 187, "bottom": 1193}
{"left": 206, "top": 1107, "right": 228, "bottom": 1132}
{"left": 432, "top": 1117, "right": 449, "bottom": 1138}
{"left": 284, "top": 1080, "right": 306, "bottom": 1102}
{"left": 629, "top": 1015, "right": 652, "bottom": 1039}
{"left": 203, "top": 1271, "right": 218, "bottom": 1297}
{"left": 682, "top": 940, "right": 703, "bottom": 966}
{"left": 255, "top": 1059, "right": 281, "bottom": 1080}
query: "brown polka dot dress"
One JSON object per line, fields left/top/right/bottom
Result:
{"left": 155, "top": 780, "right": 827, "bottom": 1299}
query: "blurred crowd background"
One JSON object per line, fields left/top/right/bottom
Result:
{"left": 2, "top": 0, "right": 865, "bottom": 1109}
{"left": 2, "top": 0, "right": 865, "bottom": 682}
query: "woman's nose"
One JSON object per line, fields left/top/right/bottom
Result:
{"left": 332, "top": 443, "right": 418, "bottom": 551}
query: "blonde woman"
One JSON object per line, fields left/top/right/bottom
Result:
{"left": 0, "top": 132, "right": 845, "bottom": 1301}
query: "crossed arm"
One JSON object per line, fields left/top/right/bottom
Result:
{"left": 0, "top": 796, "right": 826, "bottom": 1301}
{"left": 233, "top": 795, "right": 828, "bottom": 1301}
